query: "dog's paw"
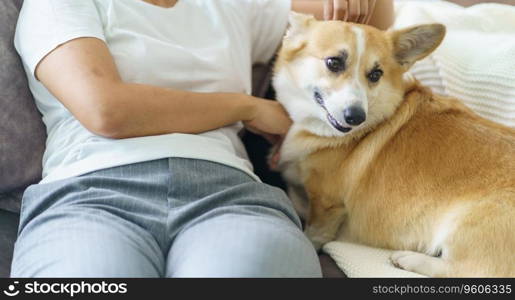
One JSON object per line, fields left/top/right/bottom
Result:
{"left": 390, "top": 250, "right": 448, "bottom": 277}
{"left": 267, "top": 139, "right": 284, "bottom": 171}
{"left": 390, "top": 251, "right": 424, "bottom": 272}
{"left": 304, "top": 226, "right": 332, "bottom": 251}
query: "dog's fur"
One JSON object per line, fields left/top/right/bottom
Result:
{"left": 272, "top": 13, "right": 515, "bottom": 277}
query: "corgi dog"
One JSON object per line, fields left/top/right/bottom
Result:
{"left": 272, "top": 13, "right": 515, "bottom": 277}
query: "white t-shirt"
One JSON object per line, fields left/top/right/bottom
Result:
{"left": 15, "top": 0, "right": 291, "bottom": 184}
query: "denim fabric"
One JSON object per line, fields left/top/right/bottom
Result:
{"left": 11, "top": 158, "right": 321, "bottom": 277}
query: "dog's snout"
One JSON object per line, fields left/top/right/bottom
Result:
{"left": 343, "top": 106, "right": 366, "bottom": 126}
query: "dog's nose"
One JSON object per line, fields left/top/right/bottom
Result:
{"left": 343, "top": 106, "right": 366, "bottom": 126}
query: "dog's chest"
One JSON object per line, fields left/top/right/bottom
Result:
{"left": 277, "top": 129, "right": 313, "bottom": 185}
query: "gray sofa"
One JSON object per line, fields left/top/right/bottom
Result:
{"left": 0, "top": 0, "right": 46, "bottom": 278}
{"left": 0, "top": 0, "right": 344, "bottom": 278}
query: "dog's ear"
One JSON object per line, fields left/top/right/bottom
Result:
{"left": 390, "top": 24, "right": 446, "bottom": 69}
{"left": 284, "top": 12, "right": 316, "bottom": 45}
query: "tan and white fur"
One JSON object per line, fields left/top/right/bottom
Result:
{"left": 272, "top": 13, "right": 515, "bottom": 277}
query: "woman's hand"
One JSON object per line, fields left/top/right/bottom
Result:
{"left": 324, "top": 0, "right": 377, "bottom": 23}
{"left": 244, "top": 98, "right": 292, "bottom": 144}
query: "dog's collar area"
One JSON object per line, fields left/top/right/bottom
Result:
{"left": 313, "top": 88, "right": 353, "bottom": 133}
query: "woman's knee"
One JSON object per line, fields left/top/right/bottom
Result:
{"left": 168, "top": 213, "right": 321, "bottom": 277}
{"left": 11, "top": 210, "right": 163, "bottom": 277}
{"left": 248, "top": 219, "right": 322, "bottom": 277}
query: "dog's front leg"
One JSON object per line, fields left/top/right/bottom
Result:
{"left": 304, "top": 194, "right": 346, "bottom": 251}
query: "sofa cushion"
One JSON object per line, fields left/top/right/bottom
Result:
{"left": 0, "top": 209, "right": 19, "bottom": 277}
{"left": 0, "top": 0, "right": 46, "bottom": 200}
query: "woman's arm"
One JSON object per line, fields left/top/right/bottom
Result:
{"left": 291, "top": 0, "right": 394, "bottom": 30}
{"left": 36, "top": 37, "right": 291, "bottom": 139}
{"left": 367, "top": 0, "right": 394, "bottom": 30}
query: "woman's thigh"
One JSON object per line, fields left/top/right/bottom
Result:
{"left": 11, "top": 160, "right": 170, "bottom": 277}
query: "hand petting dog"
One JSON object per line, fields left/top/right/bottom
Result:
{"left": 324, "top": 0, "right": 377, "bottom": 23}
{"left": 293, "top": 0, "right": 378, "bottom": 24}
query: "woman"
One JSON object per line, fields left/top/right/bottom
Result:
{"left": 11, "top": 0, "right": 393, "bottom": 277}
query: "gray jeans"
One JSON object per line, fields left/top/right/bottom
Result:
{"left": 11, "top": 158, "right": 321, "bottom": 277}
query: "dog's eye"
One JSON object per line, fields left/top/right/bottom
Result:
{"left": 325, "top": 57, "right": 345, "bottom": 73}
{"left": 367, "top": 69, "right": 383, "bottom": 83}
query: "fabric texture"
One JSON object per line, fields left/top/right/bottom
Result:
{"left": 324, "top": 1, "right": 515, "bottom": 278}
{"left": 0, "top": 0, "right": 46, "bottom": 196}
{"left": 15, "top": 0, "right": 291, "bottom": 184}
{"left": 11, "top": 158, "right": 322, "bottom": 277}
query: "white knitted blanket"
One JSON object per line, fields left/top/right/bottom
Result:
{"left": 323, "top": 1, "right": 515, "bottom": 278}
{"left": 399, "top": 0, "right": 515, "bottom": 127}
